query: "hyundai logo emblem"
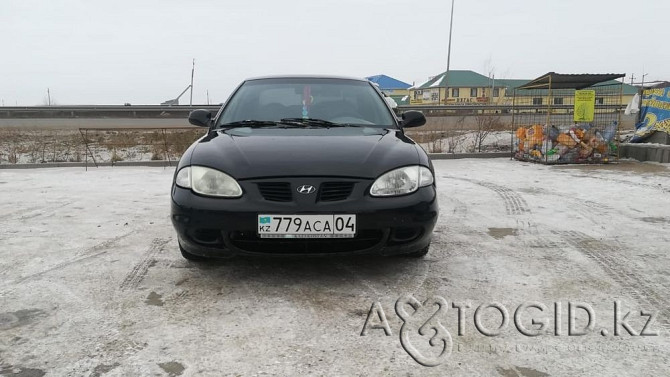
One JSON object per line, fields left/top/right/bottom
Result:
{"left": 297, "top": 185, "right": 316, "bottom": 194}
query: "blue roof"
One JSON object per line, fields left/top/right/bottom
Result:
{"left": 365, "top": 74, "right": 411, "bottom": 90}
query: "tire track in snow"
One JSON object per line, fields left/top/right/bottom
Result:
{"left": 525, "top": 188, "right": 619, "bottom": 225}
{"left": 431, "top": 196, "right": 481, "bottom": 256}
{"left": 18, "top": 201, "right": 74, "bottom": 220}
{"left": 444, "top": 176, "right": 537, "bottom": 237}
{"left": 556, "top": 230, "right": 670, "bottom": 330}
{"left": 474, "top": 180, "right": 531, "bottom": 215}
{"left": 569, "top": 174, "right": 670, "bottom": 194}
{"left": 445, "top": 195, "right": 469, "bottom": 218}
{"left": 14, "top": 229, "right": 143, "bottom": 284}
{"left": 444, "top": 176, "right": 531, "bottom": 215}
{"left": 0, "top": 201, "right": 73, "bottom": 222}
{"left": 119, "top": 237, "right": 171, "bottom": 291}
{"left": 433, "top": 196, "right": 468, "bottom": 240}
{"left": 0, "top": 205, "right": 44, "bottom": 221}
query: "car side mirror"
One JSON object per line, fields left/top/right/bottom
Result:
{"left": 188, "top": 109, "right": 213, "bottom": 128}
{"left": 400, "top": 110, "right": 426, "bottom": 128}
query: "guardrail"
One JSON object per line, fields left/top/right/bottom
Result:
{"left": 0, "top": 104, "right": 626, "bottom": 119}
{"left": 0, "top": 105, "right": 222, "bottom": 112}
{"left": 0, "top": 105, "right": 221, "bottom": 119}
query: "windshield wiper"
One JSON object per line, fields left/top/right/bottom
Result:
{"left": 219, "top": 120, "right": 281, "bottom": 128}
{"left": 279, "top": 118, "right": 359, "bottom": 128}
{"left": 221, "top": 118, "right": 362, "bottom": 129}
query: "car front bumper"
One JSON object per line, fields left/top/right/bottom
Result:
{"left": 171, "top": 184, "right": 438, "bottom": 258}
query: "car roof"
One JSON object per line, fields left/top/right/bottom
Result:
{"left": 244, "top": 74, "right": 369, "bottom": 82}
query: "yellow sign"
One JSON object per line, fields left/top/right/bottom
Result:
{"left": 574, "top": 90, "right": 595, "bottom": 122}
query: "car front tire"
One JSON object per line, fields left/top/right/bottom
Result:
{"left": 179, "top": 242, "right": 207, "bottom": 261}
{"left": 404, "top": 244, "right": 430, "bottom": 258}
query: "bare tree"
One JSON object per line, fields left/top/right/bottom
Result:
{"left": 446, "top": 116, "right": 466, "bottom": 153}
{"left": 427, "top": 130, "right": 444, "bottom": 153}
{"left": 471, "top": 115, "right": 505, "bottom": 152}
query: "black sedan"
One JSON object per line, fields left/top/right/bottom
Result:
{"left": 171, "top": 76, "right": 437, "bottom": 259}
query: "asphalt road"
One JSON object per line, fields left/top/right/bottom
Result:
{"left": 1, "top": 160, "right": 669, "bottom": 376}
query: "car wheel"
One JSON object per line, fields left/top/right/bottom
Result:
{"left": 179, "top": 243, "right": 207, "bottom": 261}
{"left": 404, "top": 244, "right": 430, "bottom": 258}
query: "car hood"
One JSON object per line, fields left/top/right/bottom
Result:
{"left": 189, "top": 128, "right": 420, "bottom": 179}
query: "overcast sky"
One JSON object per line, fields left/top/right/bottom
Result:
{"left": 1, "top": 0, "right": 668, "bottom": 105}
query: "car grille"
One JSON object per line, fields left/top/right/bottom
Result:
{"left": 257, "top": 182, "right": 292, "bottom": 202}
{"left": 228, "top": 230, "right": 383, "bottom": 254}
{"left": 257, "top": 181, "right": 356, "bottom": 202}
{"left": 318, "top": 182, "right": 355, "bottom": 202}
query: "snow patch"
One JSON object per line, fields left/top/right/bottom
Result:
{"left": 430, "top": 75, "right": 444, "bottom": 87}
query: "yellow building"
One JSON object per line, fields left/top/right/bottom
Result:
{"left": 409, "top": 70, "right": 494, "bottom": 105}
{"left": 408, "top": 70, "right": 637, "bottom": 108}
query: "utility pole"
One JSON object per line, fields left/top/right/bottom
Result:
{"left": 190, "top": 58, "right": 195, "bottom": 106}
{"left": 206, "top": 90, "right": 210, "bottom": 105}
{"left": 629, "top": 73, "right": 635, "bottom": 85}
{"left": 443, "top": 0, "right": 455, "bottom": 104}
{"left": 490, "top": 73, "right": 495, "bottom": 104}
{"left": 47, "top": 88, "right": 51, "bottom": 106}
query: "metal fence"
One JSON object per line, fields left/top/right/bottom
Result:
{"left": 511, "top": 81, "right": 623, "bottom": 164}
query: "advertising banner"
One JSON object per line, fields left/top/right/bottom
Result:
{"left": 631, "top": 87, "right": 670, "bottom": 142}
{"left": 574, "top": 90, "right": 595, "bottom": 122}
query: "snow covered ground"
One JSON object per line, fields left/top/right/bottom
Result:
{"left": 1, "top": 160, "right": 670, "bottom": 376}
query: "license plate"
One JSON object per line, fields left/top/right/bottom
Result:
{"left": 258, "top": 214, "right": 356, "bottom": 238}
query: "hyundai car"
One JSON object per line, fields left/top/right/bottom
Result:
{"left": 171, "top": 75, "right": 437, "bottom": 259}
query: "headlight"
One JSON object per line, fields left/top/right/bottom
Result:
{"left": 174, "top": 166, "right": 242, "bottom": 197}
{"left": 175, "top": 167, "right": 191, "bottom": 188}
{"left": 370, "top": 165, "right": 434, "bottom": 197}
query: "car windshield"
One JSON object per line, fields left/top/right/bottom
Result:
{"left": 217, "top": 78, "right": 396, "bottom": 128}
